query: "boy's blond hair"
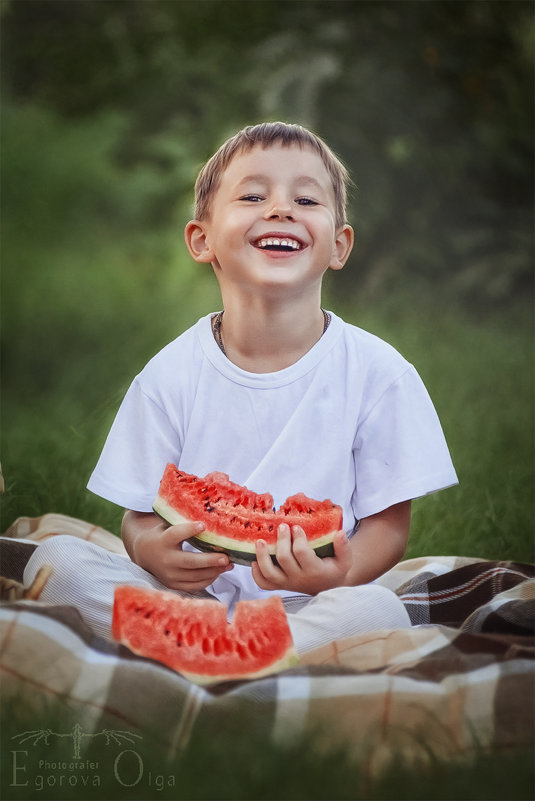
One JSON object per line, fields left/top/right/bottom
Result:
{"left": 194, "top": 122, "right": 350, "bottom": 228}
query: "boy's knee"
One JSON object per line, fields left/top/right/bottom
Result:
{"left": 300, "top": 582, "right": 411, "bottom": 629}
{"left": 23, "top": 535, "right": 96, "bottom": 587}
{"left": 311, "top": 582, "right": 401, "bottom": 607}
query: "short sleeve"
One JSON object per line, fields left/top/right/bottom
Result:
{"left": 352, "top": 366, "right": 458, "bottom": 520}
{"left": 87, "top": 378, "right": 181, "bottom": 512}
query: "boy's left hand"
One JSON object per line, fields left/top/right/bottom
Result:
{"left": 251, "top": 524, "right": 351, "bottom": 595}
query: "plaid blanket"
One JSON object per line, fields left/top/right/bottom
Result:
{"left": 1, "top": 515, "right": 533, "bottom": 778}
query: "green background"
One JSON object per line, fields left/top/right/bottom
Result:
{"left": 2, "top": 0, "right": 533, "bottom": 561}
{"left": 1, "top": 2, "right": 534, "bottom": 798}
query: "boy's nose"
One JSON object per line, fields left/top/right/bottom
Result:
{"left": 265, "top": 196, "right": 294, "bottom": 220}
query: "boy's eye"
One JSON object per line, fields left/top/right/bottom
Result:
{"left": 240, "top": 194, "right": 263, "bottom": 202}
{"left": 296, "top": 197, "right": 318, "bottom": 206}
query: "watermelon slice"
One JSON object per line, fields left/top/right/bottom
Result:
{"left": 153, "top": 464, "right": 342, "bottom": 565}
{"left": 112, "top": 586, "right": 299, "bottom": 685}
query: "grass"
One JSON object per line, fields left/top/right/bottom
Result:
{"left": 1, "top": 697, "right": 533, "bottom": 801}
{"left": 344, "top": 294, "right": 534, "bottom": 564}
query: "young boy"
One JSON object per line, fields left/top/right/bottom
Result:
{"left": 24, "top": 122, "right": 457, "bottom": 653}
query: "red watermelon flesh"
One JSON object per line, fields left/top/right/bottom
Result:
{"left": 153, "top": 464, "right": 342, "bottom": 565}
{"left": 112, "top": 586, "right": 298, "bottom": 684}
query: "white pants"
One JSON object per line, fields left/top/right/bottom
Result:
{"left": 23, "top": 535, "right": 411, "bottom": 654}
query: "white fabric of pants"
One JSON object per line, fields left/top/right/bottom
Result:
{"left": 23, "top": 535, "right": 411, "bottom": 654}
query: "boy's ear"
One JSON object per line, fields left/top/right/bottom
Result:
{"left": 329, "top": 224, "right": 355, "bottom": 271}
{"left": 184, "top": 220, "right": 214, "bottom": 263}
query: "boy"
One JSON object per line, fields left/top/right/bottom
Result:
{"left": 24, "top": 122, "right": 458, "bottom": 652}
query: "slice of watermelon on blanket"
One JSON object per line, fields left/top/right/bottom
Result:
{"left": 112, "top": 586, "right": 299, "bottom": 684}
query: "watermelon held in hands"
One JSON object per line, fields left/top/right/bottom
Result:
{"left": 153, "top": 464, "right": 343, "bottom": 565}
{"left": 112, "top": 586, "right": 299, "bottom": 685}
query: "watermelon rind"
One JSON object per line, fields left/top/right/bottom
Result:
{"left": 189, "top": 534, "right": 335, "bottom": 566}
{"left": 153, "top": 496, "right": 193, "bottom": 527}
{"left": 153, "top": 495, "right": 335, "bottom": 565}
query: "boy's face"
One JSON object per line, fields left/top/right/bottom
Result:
{"left": 185, "top": 144, "right": 353, "bottom": 298}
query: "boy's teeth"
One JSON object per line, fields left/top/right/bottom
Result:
{"left": 257, "top": 237, "right": 301, "bottom": 250}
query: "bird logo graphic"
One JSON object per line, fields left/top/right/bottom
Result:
{"left": 12, "top": 723, "right": 142, "bottom": 760}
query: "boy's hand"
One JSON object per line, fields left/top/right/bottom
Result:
{"left": 252, "top": 502, "right": 411, "bottom": 594}
{"left": 251, "top": 524, "right": 351, "bottom": 595}
{"left": 122, "top": 511, "right": 233, "bottom": 592}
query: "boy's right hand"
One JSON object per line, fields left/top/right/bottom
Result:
{"left": 121, "top": 510, "right": 233, "bottom": 592}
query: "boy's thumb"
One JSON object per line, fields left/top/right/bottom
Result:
{"left": 163, "top": 520, "right": 205, "bottom": 546}
{"left": 333, "top": 529, "right": 351, "bottom": 564}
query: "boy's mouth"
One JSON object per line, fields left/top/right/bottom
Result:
{"left": 252, "top": 235, "right": 304, "bottom": 252}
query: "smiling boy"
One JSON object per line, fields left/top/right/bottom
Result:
{"left": 24, "top": 122, "right": 457, "bottom": 651}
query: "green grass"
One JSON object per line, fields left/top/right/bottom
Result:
{"left": 342, "top": 294, "right": 534, "bottom": 564}
{"left": 1, "top": 698, "right": 533, "bottom": 801}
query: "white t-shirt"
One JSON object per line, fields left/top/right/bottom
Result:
{"left": 88, "top": 312, "right": 458, "bottom": 608}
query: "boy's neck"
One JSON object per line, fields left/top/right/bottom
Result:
{"left": 215, "top": 296, "right": 329, "bottom": 373}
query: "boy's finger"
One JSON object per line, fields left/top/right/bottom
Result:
{"left": 251, "top": 559, "right": 278, "bottom": 591}
{"left": 254, "top": 539, "right": 285, "bottom": 583}
{"left": 273, "top": 524, "right": 295, "bottom": 571}
{"left": 290, "top": 526, "right": 317, "bottom": 569}
{"left": 333, "top": 530, "right": 351, "bottom": 566}
{"left": 171, "top": 564, "right": 232, "bottom": 583}
{"left": 172, "top": 546, "right": 232, "bottom": 570}
{"left": 163, "top": 521, "right": 207, "bottom": 545}
{"left": 166, "top": 577, "right": 222, "bottom": 593}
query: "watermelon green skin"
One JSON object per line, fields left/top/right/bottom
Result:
{"left": 153, "top": 464, "right": 342, "bottom": 566}
{"left": 112, "top": 586, "right": 299, "bottom": 685}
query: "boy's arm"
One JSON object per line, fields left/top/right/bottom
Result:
{"left": 342, "top": 500, "right": 410, "bottom": 585}
{"left": 122, "top": 510, "right": 233, "bottom": 592}
{"left": 252, "top": 500, "right": 411, "bottom": 595}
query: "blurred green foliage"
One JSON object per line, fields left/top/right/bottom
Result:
{"left": 1, "top": 1, "right": 533, "bottom": 544}
{"left": 2, "top": 0, "right": 533, "bottom": 303}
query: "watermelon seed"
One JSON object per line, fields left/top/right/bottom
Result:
{"left": 165, "top": 629, "right": 170, "bottom": 636}
{"left": 144, "top": 612, "right": 152, "bottom": 618}
{"left": 244, "top": 521, "right": 250, "bottom": 528}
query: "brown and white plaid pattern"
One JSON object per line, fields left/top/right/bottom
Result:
{"left": 1, "top": 515, "right": 533, "bottom": 774}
